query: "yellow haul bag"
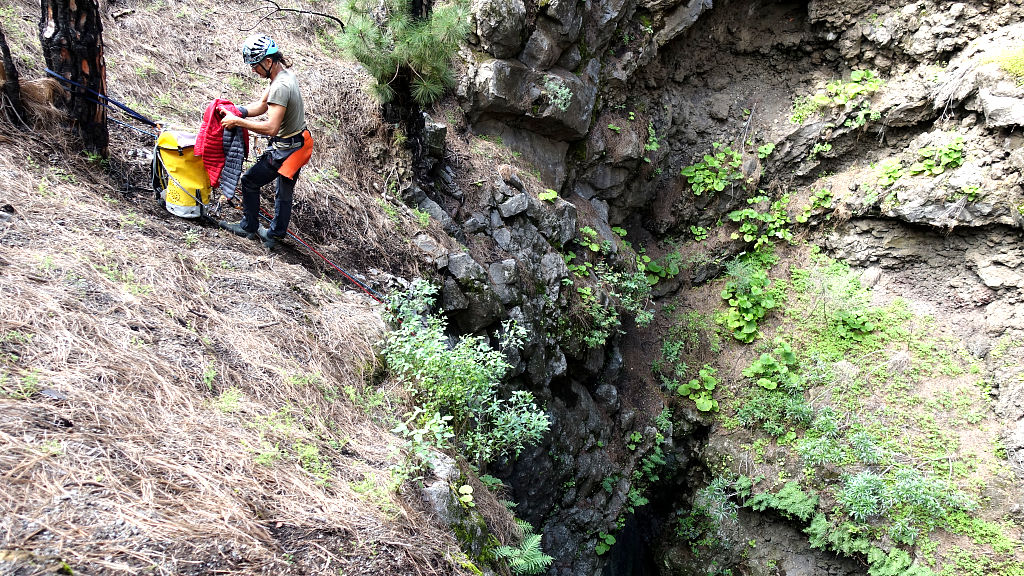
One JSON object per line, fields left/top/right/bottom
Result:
{"left": 153, "top": 130, "right": 211, "bottom": 218}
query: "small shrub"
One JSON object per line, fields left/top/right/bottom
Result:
{"left": 677, "top": 364, "right": 718, "bottom": 412}
{"left": 727, "top": 193, "right": 794, "bottom": 251}
{"left": 680, "top": 143, "right": 744, "bottom": 196}
{"left": 542, "top": 75, "right": 572, "bottom": 111}
{"left": 718, "top": 255, "right": 779, "bottom": 343}
{"left": 383, "top": 281, "right": 550, "bottom": 468}
{"left": 908, "top": 137, "right": 964, "bottom": 176}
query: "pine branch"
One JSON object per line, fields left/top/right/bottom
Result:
{"left": 245, "top": 0, "right": 346, "bottom": 32}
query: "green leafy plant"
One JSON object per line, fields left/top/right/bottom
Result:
{"left": 336, "top": 0, "right": 470, "bottom": 105}
{"left": 742, "top": 339, "right": 804, "bottom": 391}
{"left": 640, "top": 252, "right": 682, "bottom": 285}
{"left": 743, "top": 480, "right": 819, "bottom": 522}
{"left": 494, "top": 520, "right": 553, "bottom": 575}
{"left": 294, "top": 440, "right": 333, "bottom": 486}
{"left": 412, "top": 207, "right": 431, "bottom": 227}
{"left": 627, "top": 431, "right": 643, "bottom": 450}
{"left": 457, "top": 484, "right": 475, "bottom": 508}
{"left": 578, "top": 226, "right": 603, "bottom": 252}
{"left": 718, "top": 255, "right": 778, "bottom": 343}
{"left": 835, "top": 308, "right": 875, "bottom": 342}
{"left": 790, "top": 70, "right": 884, "bottom": 124}
{"left": 542, "top": 75, "right": 572, "bottom": 112}
{"left": 391, "top": 408, "right": 454, "bottom": 477}
{"left": 908, "top": 137, "right": 964, "bottom": 176}
{"left": 214, "top": 387, "right": 242, "bottom": 413}
{"left": 727, "top": 193, "right": 794, "bottom": 251}
{"left": 677, "top": 364, "right": 719, "bottom": 412}
{"left": 949, "top": 184, "right": 981, "bottom": 203}
{"left": 595, "top": 532, "right": 616, "bottom": 555}
{"left": 796, "top": 188, "right": 834, "bottom": 223}
{"left": 643, "top": 121, "right": 660, "bottom": 163}
{"left": 809, "top": 142, "right": 832, "bottom": 160}
{"left": 757, "top": 143, "right": 776, "bottom": 159}
{"left": 607, "top": 123, "right": 622, "bottom": 133}
{"left": 201, "top": 366, "right": 217, "bottom": 390}
{"left": 690, "top": 225, "right": 709, "bottom": 242}
{"left": 680, "top": 142, "right": 744, "bottom": 196}
{"left": 735, "top": 339, "right": 813, "bottom": 437}
{"left": 875, "top": 158, "right": 903, "bottom": 188}
{"left": 383, "top": 281, "right": 549, "bottom": 468}
{"left": 835, "top": 468, "right": 975, "bottom": 538}
{"left": 538, "top": 188, "right": 558, "bottom": 202}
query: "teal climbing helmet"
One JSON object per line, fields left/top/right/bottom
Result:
{"left": 242, "top": 34, "right": 279, "bottom": 66}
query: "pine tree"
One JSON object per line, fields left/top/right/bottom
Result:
{"left": 336, "top": 0, "right": 469, "bottom": 106}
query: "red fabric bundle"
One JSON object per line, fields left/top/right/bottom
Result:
{"left": 195, "top": 99, "right": 248, "bottom": 188}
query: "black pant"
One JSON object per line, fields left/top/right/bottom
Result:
{"left": 238, "top": 147, "right": 300, "bottom": 239}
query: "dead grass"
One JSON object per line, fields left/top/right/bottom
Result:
{"left": 0, "top": 0, "right": 479, "bottom": 566}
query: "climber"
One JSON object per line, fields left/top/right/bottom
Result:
{"left": 218, "top": 33, "right": 313, "bottom": 250}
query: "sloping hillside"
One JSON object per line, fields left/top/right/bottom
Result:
{"left": 4, "top": 0, "right": 1024, "bottom": 575}
{"left": 1, "top": 0, "right": 478, "bottom": 574}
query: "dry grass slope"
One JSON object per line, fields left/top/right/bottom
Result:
{"left": 0, "top": 0, "right": 475, "bottom": 574}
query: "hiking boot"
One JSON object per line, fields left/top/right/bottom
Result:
{"left": 219, "top": 220, "right": 257, "bottom": 240}
{"left": 257, "top": 225, "right": 280, "bottom": 250}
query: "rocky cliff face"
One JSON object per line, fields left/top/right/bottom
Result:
{"left": 412, "top": 0, "right": 1024, "bottom": 574}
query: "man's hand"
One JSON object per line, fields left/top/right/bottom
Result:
{"left": 220, "top": 111, "right": 241, "bottom": 129}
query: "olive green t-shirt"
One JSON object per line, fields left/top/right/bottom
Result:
{"left": 267, "top": 68, "right": 305, "bottom": 139}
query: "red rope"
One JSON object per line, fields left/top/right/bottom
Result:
{"left": 255, "top": 207, "right": 385, "bottom": 303}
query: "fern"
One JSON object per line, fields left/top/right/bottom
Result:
{"left": 744, "top": 481, "right": 819, "bottom": 522}
{"left": 494, "top": 532, "right": 553, "bottom": 575}
{"left": 867, "top": 547, "right": 935, "bottom": 576}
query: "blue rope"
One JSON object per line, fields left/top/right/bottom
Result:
{"left": 45, "top": 68, "right": 158, "bottom": 127}
{"left": 109, "top": 116, "right": 157, "bottom": 138}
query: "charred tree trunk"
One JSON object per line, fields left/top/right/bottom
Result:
{"left": 39, "top": 0, "right": 108, "bottom": 156}
{"left": 410, "top": 0, "right": 433, "bottom": 19}
{"left": 0, "top": 26, "right": 27, "bottom": 128}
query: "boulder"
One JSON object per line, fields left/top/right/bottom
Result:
{"left": 462, "top": 59, "right": 599, "bottom": 141}
{"left": 473, "top": 120, "right": 571, "bottom": 188}
{"left": 421, "top": 116, "right": 447, "bottom": 159}
{"left": 472, "top": 0, "right": 527, "bottom": 58}
{"left": 655, "top": 0, "right": 713, "bottom": 47}
{"left": 448, "top": 252, "right": 487, "bottom": 283}
{"left": 979, "top": 90, "right": 1024, "bottom": 128}
{"left": 498, "top": 192, "right": 530, "bottom": 218}
{"left": 527, "top": 195, "right": 578, "bottom": 246}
